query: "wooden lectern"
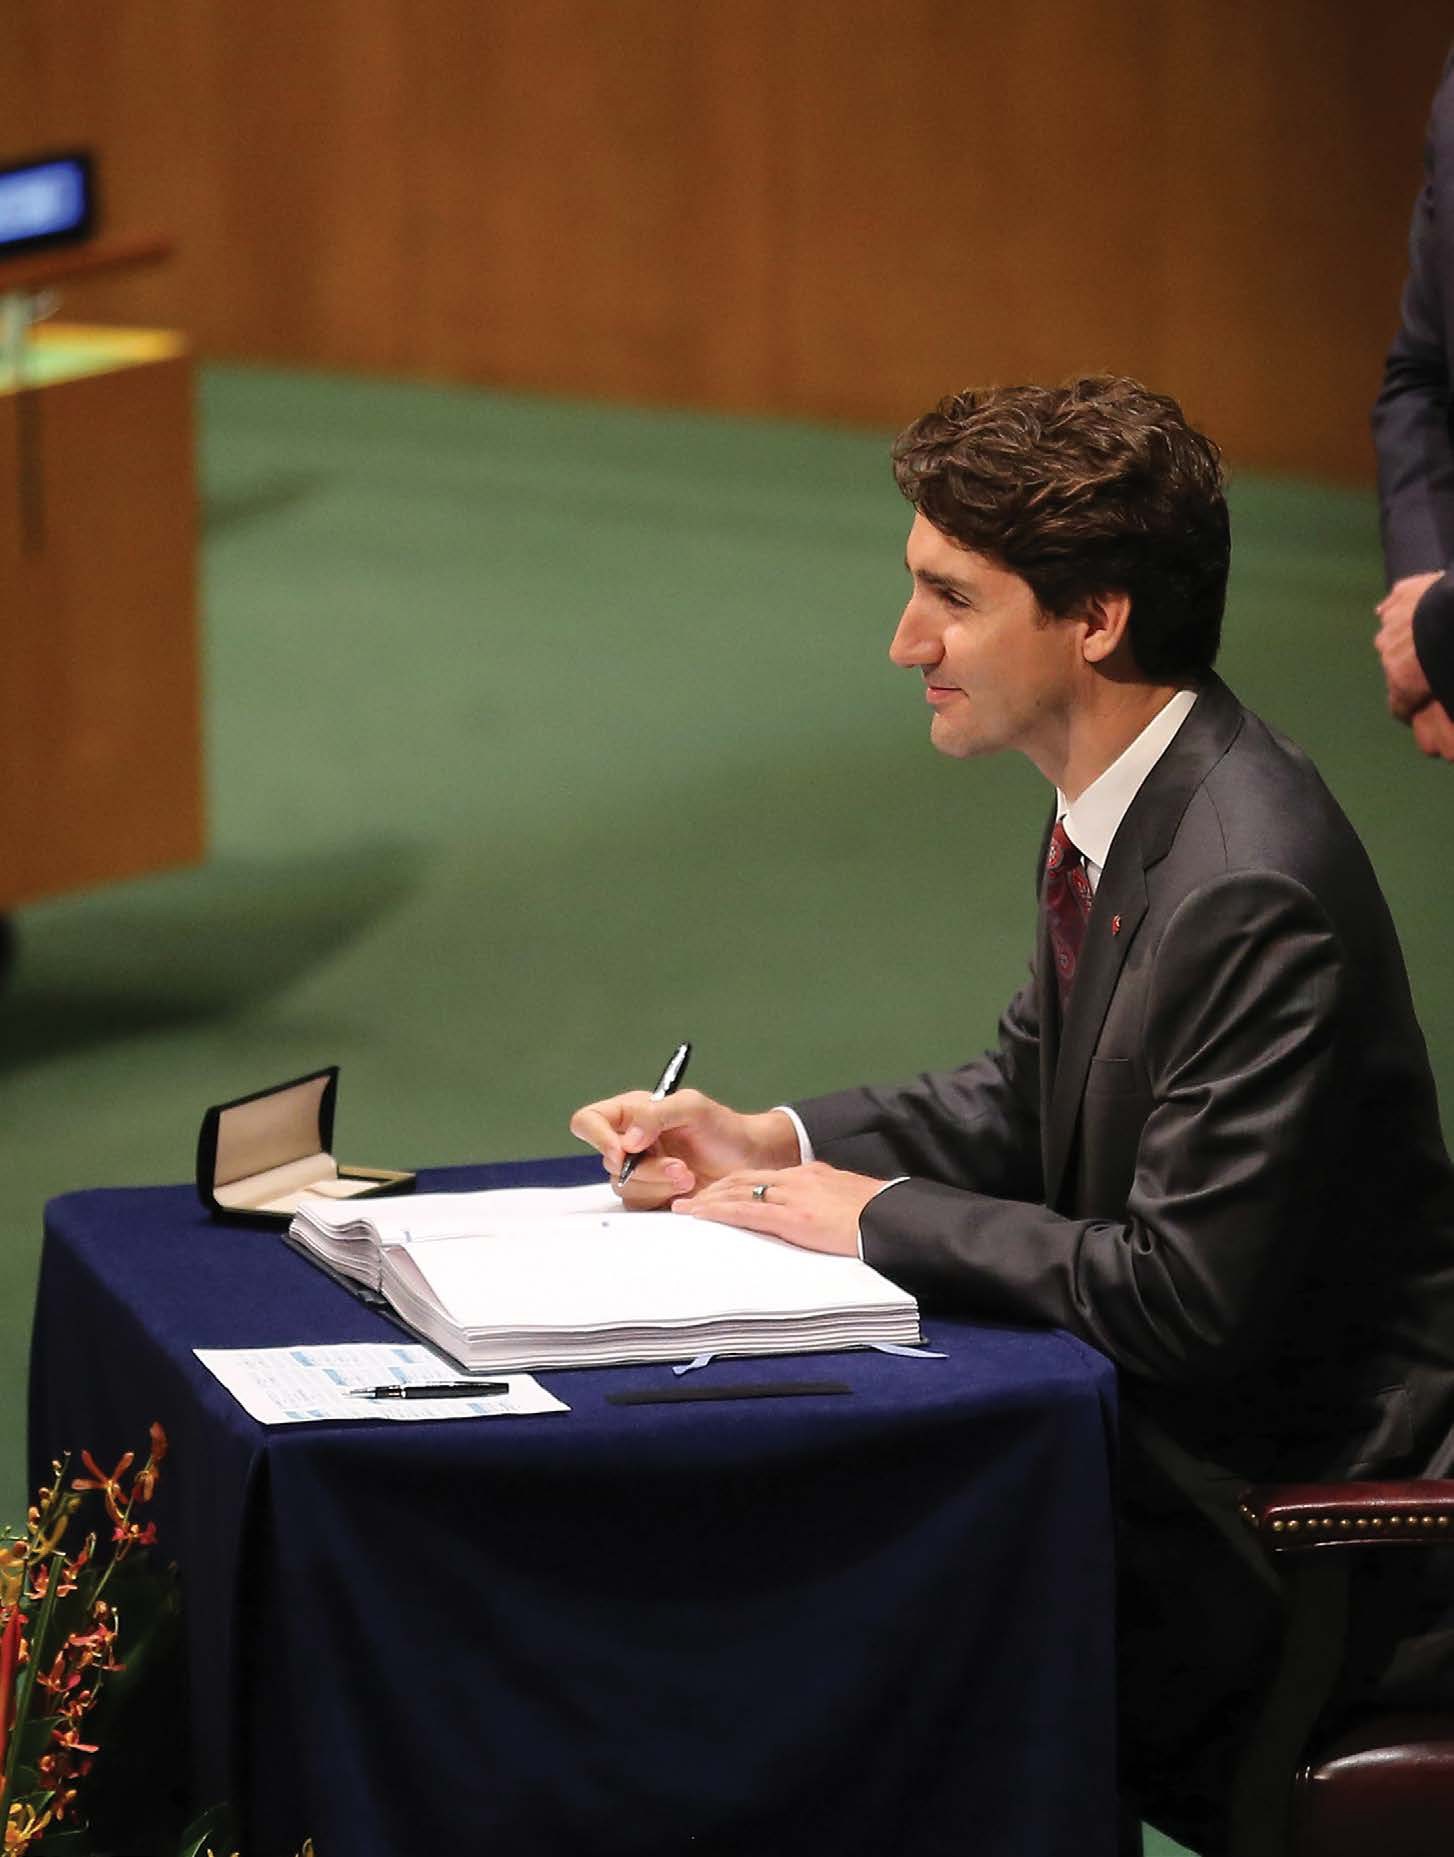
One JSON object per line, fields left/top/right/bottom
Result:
{"left": 0, "top": 315, "right": 204, "bottom": 910}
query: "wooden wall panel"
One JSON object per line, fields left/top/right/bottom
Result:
{"left": 405, "top": 2, "right": 787, "bottom": 404}
{"left": 1, "top": 1, "right": 1449, "bottom": 480}
{"left": 0, "top": 349, "right": 203, "bottom": 908}
{"left": 1157, "top": 2, "right": 1449, "bottom": 474}
{"left": 772, "top": 1, "right": 1172, "bottom": 422}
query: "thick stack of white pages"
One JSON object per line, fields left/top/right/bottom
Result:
{"left": 289, "top": 1183, "right": 623, "bottom": 1292}
{"left": 288, "top": 1182, "right": 920, "bottom": 1371}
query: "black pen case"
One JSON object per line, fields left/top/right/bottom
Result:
{"left": 196, "top": 1065, "right": 415, "bottom": 1229}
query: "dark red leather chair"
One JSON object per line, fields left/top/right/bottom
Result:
{"left": 1230, "top": 1481, "right": 1454, "bottom": 1857}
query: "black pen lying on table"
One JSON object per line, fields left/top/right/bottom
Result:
{"left": 352, "top": 1382, "right": 509, "bottom": 1400}
{"left": 609, "top": 1381, "right": 852, "bottom": 1405}
{"left": 616, "top": 1040, "right": 692, "bottom": 1188}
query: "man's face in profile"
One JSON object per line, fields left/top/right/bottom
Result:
{"left": 890, "top": 513, "right": 1080, "bottom": 764}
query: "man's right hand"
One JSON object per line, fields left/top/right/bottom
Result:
{"left": 569, "top": 1089, "right": 802, "bottom": 1208}
{"left": 1412, "top": 699, "right": 1454, "bottom": 761}
{"left": 1375, "top": 571, "right": 1443, "bottom": 719}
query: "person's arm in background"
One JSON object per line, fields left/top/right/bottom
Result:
{"left": 1372, "top": 53, "right": 1454, "bottom": 754}
{"left": 1399, "top": 574, "right": 1454, "bottom": 758}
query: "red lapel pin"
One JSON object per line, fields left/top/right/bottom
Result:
{"left": 1111, "top": 914, "right": 1122, "bottom": 935}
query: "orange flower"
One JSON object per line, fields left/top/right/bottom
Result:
{"left": 73, "top": 1450, "right": 131, "bottom": 1490}
{"left": 0, "top": 1546, "right": 24, "bottom": 1610}
{"left": 70, "top": 1454, "right": 133, "bottom": 1527}
{"left": 4, "top": 1427, "right": 171, "bottom": 1851}
{"left": 133, "top": 1425, "right": 168, "bottom": 1503}
{"left": 49, "top": 1724, "right": 98, "bottom": 1755}
{"left": 4, "top": 1799, "right": 57, "bottom": 1851}
{"left": 31, "top": 1493, "right": 80, "bottom": 1560}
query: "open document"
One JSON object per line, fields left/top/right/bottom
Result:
{"left": 289, "top": 1184, "right": 920, "bottom": 1372}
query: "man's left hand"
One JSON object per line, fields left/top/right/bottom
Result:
{"left": 671, "top": 1161, "right": 887, "bottom": 1255}
{"left": 1375, "top": 571, "right": 1442, "bottom": 719}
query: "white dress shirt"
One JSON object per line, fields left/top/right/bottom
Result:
{"left": 777, "top": 686, "right": 1200, "bottom": 1251}
{"left": 1057, "top": 687, "right": 1197, "bottom": 892}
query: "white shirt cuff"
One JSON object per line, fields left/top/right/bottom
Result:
{"left": 773, "top": 1105, "right": 814, "bottom": 1164}
{"left": 773, "top": 1107, "right": 904, "bottom": 1262}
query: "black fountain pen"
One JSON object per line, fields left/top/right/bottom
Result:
{"left": 616, "top": 1040, "right": 692, "bottom": 1188}
{"left": 352, "top": 1382, "right": 509, "bottom": 1400}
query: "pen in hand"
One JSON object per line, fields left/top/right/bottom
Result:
{"left": 616, "top": 1040, "right": 692, "bottom": 1187}
{"left": 352, "top": 1382, "right": 510, "bottom": 1400}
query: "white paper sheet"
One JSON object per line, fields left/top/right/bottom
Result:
{"left": 193, "top": 1341, "right": 569, "bottom": 1425}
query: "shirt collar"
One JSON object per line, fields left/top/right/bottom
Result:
{"left": 1057, "top": 688, "right": 1199, "bottom": 876}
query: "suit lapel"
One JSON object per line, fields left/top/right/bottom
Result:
{"left": 1040, "top": 676, "right": 1246, "bottom": 1208}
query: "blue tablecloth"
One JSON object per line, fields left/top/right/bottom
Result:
{"left": 30, "top": 1158, "right": 1119, "bottom": 1857}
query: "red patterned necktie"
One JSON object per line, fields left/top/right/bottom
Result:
{"left": 1044, "top": 820, "right": 1095, "bottom": 1009}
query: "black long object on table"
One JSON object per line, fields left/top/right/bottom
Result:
{"left": 608, "top": 1381, "right": 851, "bottom": 1405}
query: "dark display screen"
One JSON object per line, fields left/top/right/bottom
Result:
{"left": 0, "top": 153, "right": 95, "bottom": 260}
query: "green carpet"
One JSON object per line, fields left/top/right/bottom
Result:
{"left": 3, "top": 364, "right": 1448, "bottom": 1857}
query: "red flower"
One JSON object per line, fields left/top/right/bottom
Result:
{"left": 111, "top": 1521, "right": 157, "bottom": 1548}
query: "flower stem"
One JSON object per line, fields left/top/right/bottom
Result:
{"left": 2, "top": 1551, "right": 63, "bottom": 1801}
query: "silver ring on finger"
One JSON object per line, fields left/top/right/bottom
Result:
{"left": 751, "top": 1182, "right": 770, "bottom": 1202}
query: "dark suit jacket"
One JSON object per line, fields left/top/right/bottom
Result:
{"left": 794, "top": 678, "right": 1454, "bottom": 1840}
{"left": 1373, "top": 48, "right": 1454, "bottom": 707}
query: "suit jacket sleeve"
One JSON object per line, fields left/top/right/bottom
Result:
{"left": 1413, "top": 569, "right": 1454, "bottom": 710}
{"left": 793, "top": 972, "right": 1045, "bottom": 1205}
{"left": 1373, "top": 53, "right": 1454, "bottom": 581}
{"left": 853, "top": 872, "right": 1345, "bottom": 1389}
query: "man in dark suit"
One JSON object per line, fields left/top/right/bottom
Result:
{"left": 572, "top": 377, "right": 1454, "bottom": 1853}
{"left": 1373, "top": 48, "right": 1454, "bottom": 755}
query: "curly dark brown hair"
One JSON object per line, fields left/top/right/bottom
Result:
{"left": 891, "top": 377, "right": 1230, "bottom": 681}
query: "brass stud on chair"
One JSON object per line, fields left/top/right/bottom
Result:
{"left": 1272, "top": 1520, "right": 1285, "bottom": 1532}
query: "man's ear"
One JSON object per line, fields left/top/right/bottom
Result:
{"left": 1079, "top": 591, "right": 1133, "bottom": 664}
